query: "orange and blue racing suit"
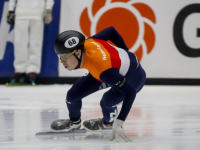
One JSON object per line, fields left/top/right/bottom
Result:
{"left": 66, "top": 27, "right": 146, "bottom": 124}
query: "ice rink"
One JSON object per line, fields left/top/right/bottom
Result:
{"left": 0, "top": 84, "right": 200, "bottom": 150}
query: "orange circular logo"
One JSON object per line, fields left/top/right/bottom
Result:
{"left": 80, "top": 0, "right": 156, "bottom": 61}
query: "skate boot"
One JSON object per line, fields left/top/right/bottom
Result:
{"left": 83, "top": 118, "right": 113, "bottom": 131}
{"left": 50, "top": 119, "right": 81, "bottom": 132}
{"left": 28, "top": 72, "right": 36, "bottom": 86}
{"left": 6, "top": 73, "right": 26, "bottom": 86}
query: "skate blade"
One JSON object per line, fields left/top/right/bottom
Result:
{"left": 35, "top": 129, "right": 87, "bottom": 136}
{"left": 35, "top": 128, "right": 112, "bottom": 140}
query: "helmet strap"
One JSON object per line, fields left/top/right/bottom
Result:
{"left": 73, "top": 52, "right": 82, "bottom": 69}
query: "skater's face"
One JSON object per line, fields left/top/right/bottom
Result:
{"left": 60, "top": 49, "right": 82, "bottom": 71}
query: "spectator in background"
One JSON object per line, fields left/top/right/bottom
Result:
{"left": 7, "top": 0, "right": 54, "bottom": 85}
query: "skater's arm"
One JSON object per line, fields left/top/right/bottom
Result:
{"left": 90, "top": 26, "right": 129, "bottom": 51}
{"left": 100, "top": 68, "right": 136, "bottom": 121}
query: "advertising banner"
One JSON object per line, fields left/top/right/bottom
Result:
{"left": 59, "top": 0, "right": 200, "bottom": 78}
{"left": 0, "top": 0, "right": 200, "bottom": 79}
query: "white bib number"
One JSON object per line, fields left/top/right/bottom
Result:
{"left": 64, "top": 37, "right": 79, "bottom": 48}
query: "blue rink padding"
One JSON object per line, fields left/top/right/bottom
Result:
{"left": 0, "top": 0, "right": 60, "bottom": 77}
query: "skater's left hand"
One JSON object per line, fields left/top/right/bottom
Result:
{"left": 109, "top": 119, "right": 132, "bottom": 142}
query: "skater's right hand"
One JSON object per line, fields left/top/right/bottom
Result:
{"left": 109, "top": 119, "right": 132, "bottom": 142}
{"left": 7, "top": 11, "right": 15, "bottom": 25}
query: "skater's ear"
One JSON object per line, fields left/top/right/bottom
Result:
{"left": 75, "top": 49, "right": 82, "bottom": 58}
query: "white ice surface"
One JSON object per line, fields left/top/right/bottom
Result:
{"left": 0, "top": 85, "right": 200, "bottom": 150}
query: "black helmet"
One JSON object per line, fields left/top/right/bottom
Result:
{"left": 54, "top": 30, "right": 85, "bottom": 54}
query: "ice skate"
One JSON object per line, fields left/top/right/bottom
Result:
{"left": 83, "top": 118, "right": 113, "bottom": 131}
{"left": 50, "top": 119, "right": 81, "bottom": 132}
{"left": 28, "top": 72, "right": 36, "bottom": 86}
{"left": 6, "top": 73, "right": 27, "bottom": 86}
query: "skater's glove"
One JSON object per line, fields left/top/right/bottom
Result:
{"left": 109, "top": 119, "right": 132, "bottom": 142}
{"left": 43, "top": 9, "right": 52, "bottom": 24}
{"left": 7, "top": 11, "right": 15, "bottom": 25}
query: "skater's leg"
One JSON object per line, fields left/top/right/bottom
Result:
{"left": 66, "top": 73, "right": 106, "bottom": 122}
{"left": 100, "top": 66, "right": 146, "bottom": 124}
{"left": 50, "top": 73, "right": 105, "bottom": 132}
{"left": 50, "top": 73, "right": 110, "bottom": 132}
{"left": 82, "top": 89, "right": 124, "bottom": 131}
{"left": 100, "top": 88, "right": 125, "bottom": 124}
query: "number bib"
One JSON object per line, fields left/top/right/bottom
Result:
{"left": 64, "top": 37, "right": 79, "bottom": 48}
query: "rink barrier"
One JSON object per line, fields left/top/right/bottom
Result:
{"left": 0, "top": 77, "right": 200, "bottom": 85}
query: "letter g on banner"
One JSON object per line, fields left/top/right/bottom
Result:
{"left": 173, "top": 4, "right": 200, "bottom": 57}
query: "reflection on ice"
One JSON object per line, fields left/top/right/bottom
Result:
{"left": 0, "top": 85, "right": 200, "bottom": 150}
{"left": 35, "top": 129, "right": 112, "bottom": 141}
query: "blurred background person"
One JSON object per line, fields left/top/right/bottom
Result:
{"left": 6, "top": 0, "right": 54, "bottom": 85}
